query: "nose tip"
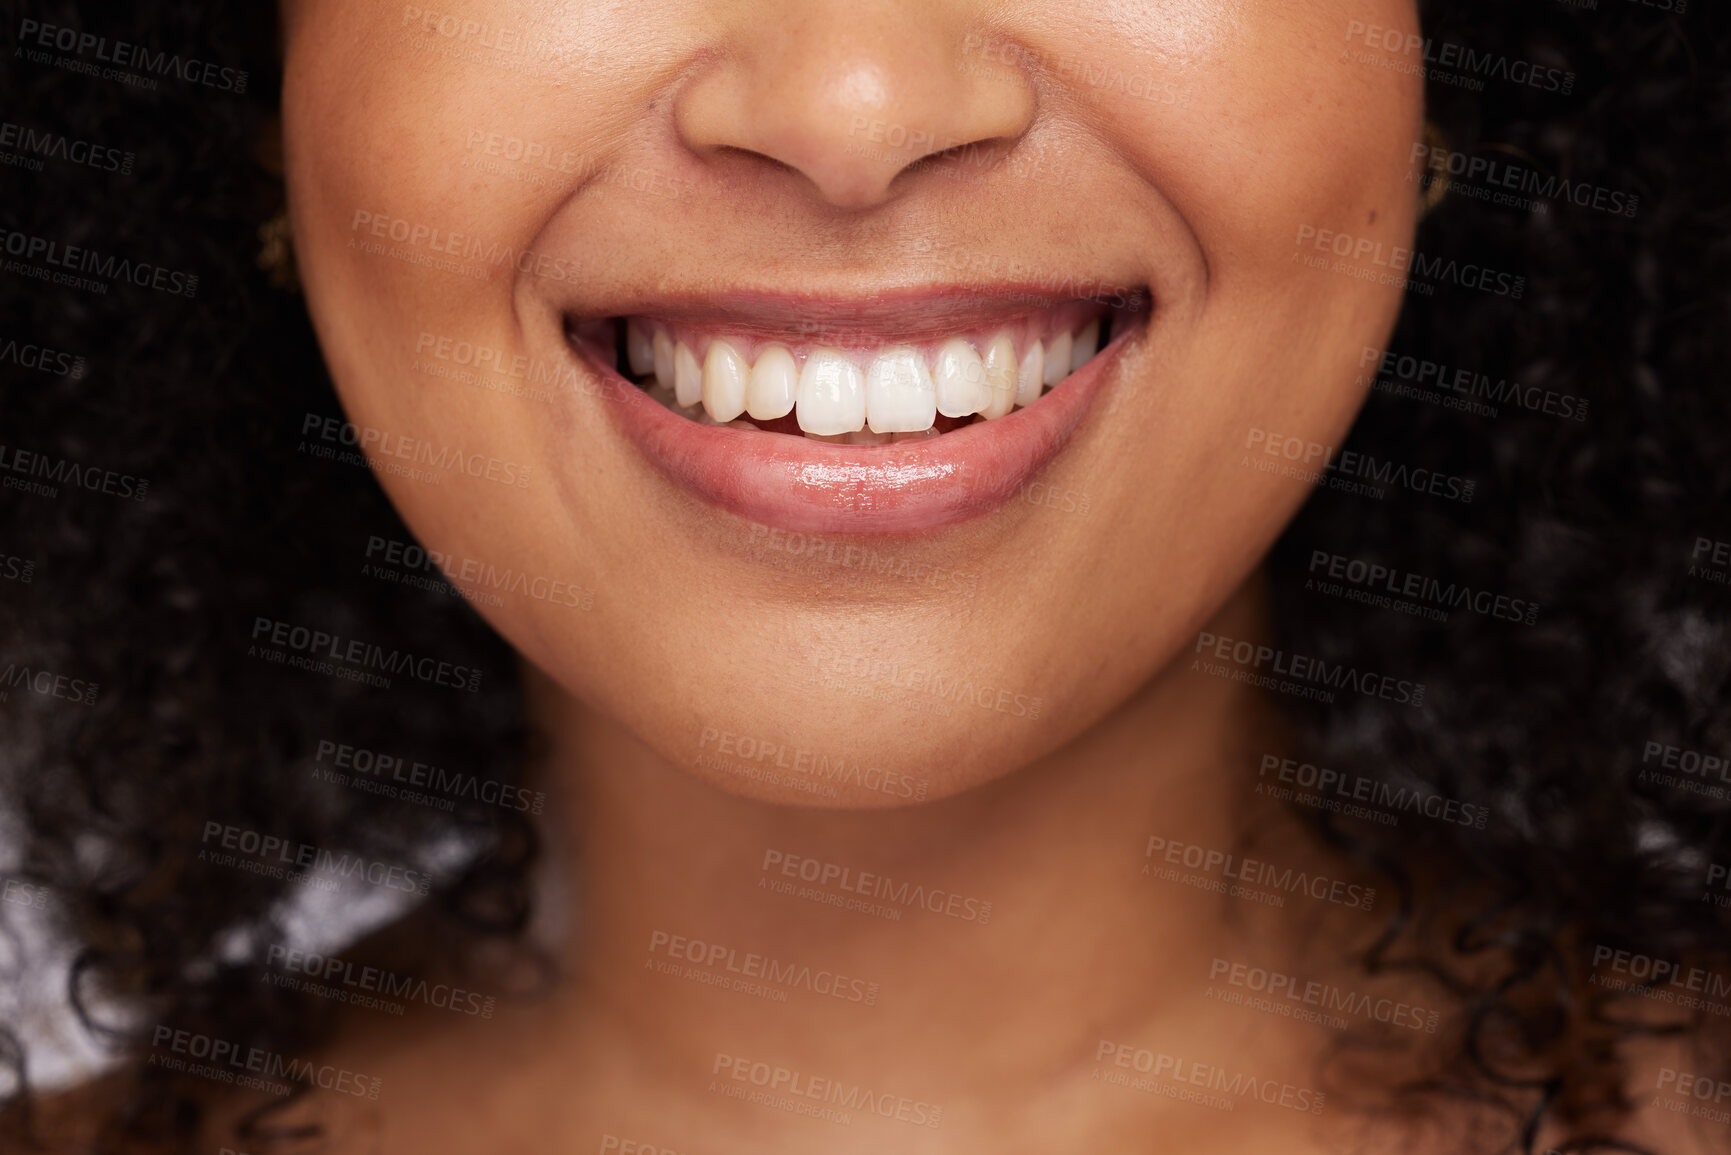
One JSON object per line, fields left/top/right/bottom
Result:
{"left": 674, "top": 11, "right": 1035, "bottom": 209}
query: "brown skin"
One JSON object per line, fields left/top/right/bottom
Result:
{"left": 280, "top": 0, "right": 1418, "bottom": 809}
{"left": 2, "top": 5, "right": 1707, "bottom": 1152}
{"left": 171, "top": 0, "right": 1655, "bottom": 1151}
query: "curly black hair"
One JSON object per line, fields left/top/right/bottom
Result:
{"left": 0, "top": 0, "right": 1725, "bottom": 1151}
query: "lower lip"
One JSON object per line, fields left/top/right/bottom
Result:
{"left": 581, "top": 331, "right": 1125, "bottom": 535}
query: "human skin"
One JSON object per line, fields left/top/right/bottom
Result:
{"left": 259, "top": 0, "right": 1460, "bottom": 1150}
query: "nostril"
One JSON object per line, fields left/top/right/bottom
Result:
{"left": 710, "top": 145, "right": 802, "bottom": 177}
{"left": 671, "top": 14, "right": 1038, "bottom": 212}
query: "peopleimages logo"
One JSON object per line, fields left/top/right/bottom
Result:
{"left": 0, "top": 443, "right": 148, "bottom": 502}
{"left": 1193, "top": 630, "right": 1425, "bottom": 708}
{"left": 0, "top": 120, "right": 134, "bottom": 175}
{"left": 249, "top": 615, "right": 485, "bottom": 693}
{"left": 1409, "top": 143, "right": 1637, "bottom": 219}
{"left": 149, "top": 1026, "right": 378, "bottom": 1098}
{"left": 1294, "top": 224, "right": 1525, "bottom": 299}
{"left": 199, "top": 820, "right": 433, "bottom": 896}
{"left": 265, "top": 944, "right": 496, "bottom": 1018}
{"left": 1256, "top": 754, "right": 1489, "bottom": 830}
{"left": 1306, "top": 548, "right": 1540, "bottom": 627}
{"left": 711, "top": 1053, "right": 943, "bottom": 1129}
{"left": 313, "top": 737, "right": 546, "bottom": 814}
{"left": 1361, "top": 347, "right": 1588, "bottom": 424}
{"left": 1342, "top": 21, "right": 1574, "bottom": 95}
{"left": 1207, "top": 957, "right": 1441, "bottom": 1033}
{"left": 0, "top": 663, "right": 99, "bottom": 707}
{"left": 1244, "top": 428, "right": 1475, "bottom": 505}
{"left": 0, "top": 227, "right": 197, "bottom": 297}
{"left": 17, "top": 20, "right": 249, "bottom": 92}
{"left": 1591, "top": 944, "right": 1731, "bottom": 1007}
{"left": 648, "top": 930, "right": 880, "bottom": 1006}
{"left": 759, "top": 850, "right": 993, "bottom": 924}
{"left": 1144, "top": 835, "right": 1376, "bottom": 911}
{"left": 0, "top": 333, "right": 86, "bottom": 378}
{"left": 1093, "top": 1040, "right": 1326, "bottom": 1114}
{"left": 300, "top": 413, "right": 533, "bottom": 489}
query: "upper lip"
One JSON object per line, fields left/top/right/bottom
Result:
{"left": 562, "top": 284, "right": 1150, "bottom": 341}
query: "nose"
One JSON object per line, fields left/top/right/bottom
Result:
{"left": 674, "top": 1, "right": 1036, "bottom": 209}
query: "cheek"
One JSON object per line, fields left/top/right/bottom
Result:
{"left": 280, "top": 1, "right": 658, "bottom": 419}
{"left": 278, "top": 7, "right": 622, "bottom": 684}
{"left": 1109, "top": 0, "right": 1422, "bottom": 454}
{"left": 1014, "top": 2, "right": 1423, "bottom": 697}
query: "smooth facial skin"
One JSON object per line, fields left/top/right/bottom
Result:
{"left": 282, "top": 0, "right": 1419, "bottom": 808}
{"left": 242, "top": 2, "right": 1693, "bottom": 1153}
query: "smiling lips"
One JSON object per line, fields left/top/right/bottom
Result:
{"left": 565, "top": 292, "right": 1140, "bottom": 534}
{"left": 618, "top": 303, "right": 1107, "bottom": 442}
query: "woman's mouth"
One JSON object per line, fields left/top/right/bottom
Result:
{"left": 563, "top": 291, "right": 1145, "bottom": 534}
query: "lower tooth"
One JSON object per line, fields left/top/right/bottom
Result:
{"left": 892, "top": 428, "right": 941, "bottom": 442}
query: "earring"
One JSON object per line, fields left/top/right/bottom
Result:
{"left": 1417, "top": 120, "right": 1449, "bottom": 221}
{"left": 257, "top": 206, "right": 299, "bottom": 291}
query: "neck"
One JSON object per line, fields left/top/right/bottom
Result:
{"left": 524, "top": 571, "right": 1348, "bottom": 1148}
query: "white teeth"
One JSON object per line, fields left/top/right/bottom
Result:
{"left": 653, "top": 329, "right": 675, "bottom": 392}
{"left": 1070, "top": 318, "right": 1100, "bottom": 372}
{"left": 627, "top": 321, "right": 655, "bottom": 376}
{"left": 629, "top": 314, "right": 1110, "bottom": 436}
{"left": 979, "top": 331, "right": 1017, "bottom": 419}
{"left": 1016, "top": 342, "right": 1045, "bottom": 408}
{"left": 934, "top": 338, "right": 987, "bottom": 419}
{"left": 796, "top": 348, "right": 866, "bottom": 435}
{"left": 864, "top": 347, "right": 937, "bottom": 434}
{"left": 746, "top": 344, "right": 797, "bottom": 420}
{"left": 674, "top": 341, "right": 702, "bottom": 408}
{"left": 701, "top": 340, "right": 749, "bottom": 422}
{"left": 1043, "top": 331, "right": 1071, "bottom": 387}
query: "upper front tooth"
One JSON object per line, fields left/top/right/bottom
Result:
{"left": 935, "top": 338, "right": 987, "bottom": 418}
{"left": 627, "top": 321, "right": 655, "bottom": 376}
{"left": 1070, "top": 318, "right": 1100, "bottom": 371}
{"left": 746, "top": 344, "right": 797, "bottom": 420}
{"left": 980, "top": 332, "right": 1017, "bottom": 419}
{"left": 1042, "top": 331, "right": 1071, "bottom": 387}
{"left": 1016, "top": 342, "right": 1044, "bottom": 407}
{"left": 796, "top": 348, "right": 866, "bottom": 435}
{"left": 653, "top": 328, "right": 675, "bottom": 392}
{"left": 864, "top": 347, "right": 937, "bottom": 434}
{"left": 674, "top": 341, "right": 702, "bottom": 408}
{"left": 701, "top": 340, "right": 749, "bottom": 422}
